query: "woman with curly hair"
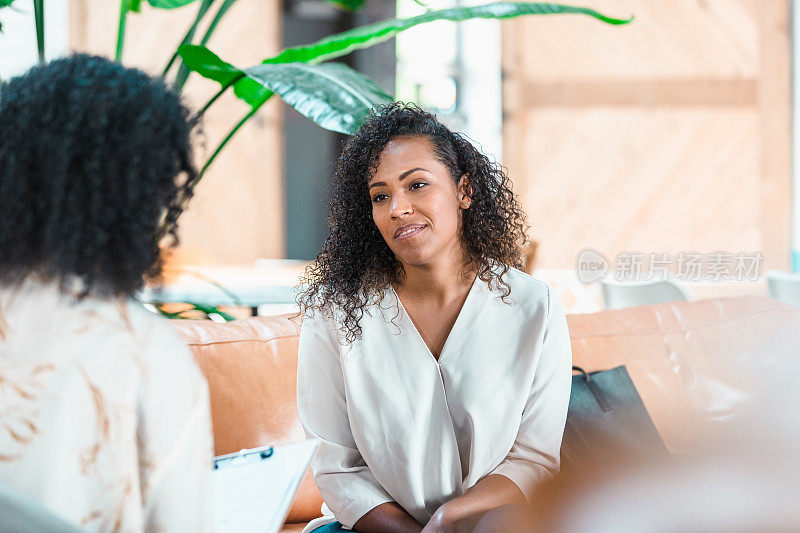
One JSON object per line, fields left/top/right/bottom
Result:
{"left": 0, "top": 55, "right": 212, "bottom": 531}
{"left": 297, "top": 103, "right": 572, "bottom": 532}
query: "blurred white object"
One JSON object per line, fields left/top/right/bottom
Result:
{"left": 139, "top": 259, "right": 310, "bottom": 311}
{"left": 601, "top": 278, "right": 689, "bottom": 310}
{"left": 766, "top": 269, "right": 800, "bottom": 308}
{"left": 0, "top": 0, "right": 69, "bottom": 80}
{"left": 0, "top": 483, "right": 83, "bottom": 533}
{"left": 562, "top": 460, "right": 800, "bottom": 533}
{"left": 557, "top": 327, "right": 800, "bottom": 533}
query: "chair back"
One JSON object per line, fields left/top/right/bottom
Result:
{"left": 766, "top": 270, "right": 800, "bottom": 308}
{"left": 601, "top": 278, "right": 689, "bottom": 310}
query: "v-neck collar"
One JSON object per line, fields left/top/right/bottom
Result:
{"left": 390, "top": 274, "right": 483, "bottom": 365}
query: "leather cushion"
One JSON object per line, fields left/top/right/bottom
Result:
{"left": 566, "top": 296, "right": 800, "bottom": 454}
{"left": 172, "top": 314, "right": 323, "bottom": 523}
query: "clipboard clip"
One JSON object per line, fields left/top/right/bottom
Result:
{"left": 214, "top": 445, "right": 274, "bottom": 470}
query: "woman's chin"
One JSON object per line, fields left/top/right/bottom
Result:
{"left": 394, "top": 251, "right": 440, "bottom": 269}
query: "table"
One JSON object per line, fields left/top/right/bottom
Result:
{"left": 139, "top": 260, "right": 310, "bottom": 316}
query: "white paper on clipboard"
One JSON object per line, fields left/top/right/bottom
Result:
{"left": 213, "top": 439, "right": 318, "bottom": 533}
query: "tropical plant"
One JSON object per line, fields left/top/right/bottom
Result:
{"left": 2, "top": 0, "right": 632, "bottom": 321}
{"left": 151, "top": 301, "right": 237, "bottom": 322}
{"left": 5, "top": 0, "right": 631, "bottom": 209}
{"left": 174, "top": 1, "right": 632, "bottom": 189}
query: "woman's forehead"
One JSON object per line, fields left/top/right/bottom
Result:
{"left": 375, "top": 136, "right": 439, "bottom": 170}
{"left": 385, "top": 134, "right": 435, "bottom": 153}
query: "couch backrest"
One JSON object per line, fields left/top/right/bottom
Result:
{"left": 171, "top": 296, "right": 800, "bottom": 521}
{"left": 171, "top": 314, "right": 323, "bottom": 523}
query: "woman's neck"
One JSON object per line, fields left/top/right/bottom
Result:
{"left": 395, "top": 247, "right": 477, "bottom": 305}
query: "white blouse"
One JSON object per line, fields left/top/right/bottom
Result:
{"left": 297, "top": 267, "right": 572, "bottom": 531}
{"left": 0, "top": 280, "right": 213, "bottom": 532}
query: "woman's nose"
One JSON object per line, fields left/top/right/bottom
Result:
{"left": 390, "top": 195, "right": 413, "bottom": 218}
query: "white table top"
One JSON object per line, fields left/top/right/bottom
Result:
{"left": 139, "top": 260, "right": 310, "bottom": 308}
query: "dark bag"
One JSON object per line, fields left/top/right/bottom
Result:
{"left": 560, "top": 365, "right": 670, "bottom": 473}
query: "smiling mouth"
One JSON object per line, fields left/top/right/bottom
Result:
{"left": 394, "top": 225, "right": 426, "bottom": 240}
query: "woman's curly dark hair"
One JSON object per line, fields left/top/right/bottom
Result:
{"left": 298, "top": 102, "right": 528, "bottom": 342}
{"left": 0, "top": 54, "right": 196, "bottom": 297}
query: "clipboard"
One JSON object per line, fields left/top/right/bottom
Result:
{"left": 215, "top": 444, "right": 275, "bottom": 469}
{"left": 213, "top": 439, "right": 318, "bottom": 533}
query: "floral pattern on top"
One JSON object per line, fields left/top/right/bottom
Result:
{"left": 0, "top": 280, "right": 213, "bottom": 532}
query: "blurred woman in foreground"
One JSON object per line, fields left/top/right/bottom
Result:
{"left": 0, "top": 54, "right": 212, "bottom": 531}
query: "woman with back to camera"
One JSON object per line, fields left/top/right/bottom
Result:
{"left": 0, "top": 55, "right": 212, "bottom": 531}
{"left": 297, "top": 103, "right": 572, "bottom": 533}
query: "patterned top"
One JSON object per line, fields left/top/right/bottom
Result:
{"left": 0, "top": 280, "right": 213, "bottom": 532}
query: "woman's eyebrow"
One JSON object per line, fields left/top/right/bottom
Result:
{"left": 368, "top": 167, "right": 427, "bottom": 190}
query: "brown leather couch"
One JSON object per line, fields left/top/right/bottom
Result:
{"left": 171, "top": 296, "right": 800, "bottom": 532}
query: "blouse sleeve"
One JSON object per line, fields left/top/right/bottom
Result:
{"left": 297, "top": 313, "right": 395, "bottom": 529}
{"left": 137, "top": 324, "right": 214, "bottom": 532}
{"left": 489, "top": 286, "right": 572, "bottom": 501}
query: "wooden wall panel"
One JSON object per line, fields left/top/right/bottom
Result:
{"left": 515, "top": 0, "right": 758, "bottom": 81}
{"left": 503, "top": 0, "right": 791, "bottom": 271}
{"left": 70, "top": 0, "right": 284, "bottom": 264}
{"left": 521, "top": 108, "right": 760, "bottom": 268}
{"left": 758, "top": 0, "right": 793, "bottom": 275}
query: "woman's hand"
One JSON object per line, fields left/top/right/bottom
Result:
{"left": 422, "top": 502, "right": 484, "bottom": 533}
{"left": 353, "top": 502, "right": 424, "bottom": 532}
{"left": 423, "top": 475, "right": 528, "bottom": 533}
{"left": 421, "top": 504, "right": 458, "bottom": 533}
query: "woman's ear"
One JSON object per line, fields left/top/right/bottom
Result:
{"left": 457, "top": 173, "right": 473, "bottom": 209}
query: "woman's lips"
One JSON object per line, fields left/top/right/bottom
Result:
{"left": 394, "top": 224, "right": 426, "bottom": 240}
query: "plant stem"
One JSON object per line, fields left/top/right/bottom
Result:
{"left": 162, "top": 0, "right": 215, "bottom": 79}
{"left": 173, "top": 0, "right": 237, "bottom": 91}
{"left": 196, "top": 74, "right": 244, "bottom": 118}
{"left": 115, "top": 0, "right": 129, "bottom": 62}
{"left": 161, "top": 0, "right": 215, "bottom": 92}
{"left": 32, "top": 0, "right": 44, "bottom": 63}
{"left": 199, "top": 0, "right": 236, "bottom": 46}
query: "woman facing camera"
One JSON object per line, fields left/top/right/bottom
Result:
{"left": 0, "top": 55, "right": 212, "bottom": 531}
{"left": 297, "top": 103, "right": 572, "bottom": 532}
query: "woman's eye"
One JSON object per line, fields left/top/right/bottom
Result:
{"left": 410, "top": 182, "right": 427, "bottom": 190}
{"left": 372, "top": 194, "right": 387, "bottom": 203}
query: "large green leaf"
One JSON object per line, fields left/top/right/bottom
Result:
{"left": 267, "top": 2, "right": 633, "bottom": 64}
{"left": 326, "top": 0, "right": 366, "bottom": 11}
{"left": 176, "top": 44, "right": 243, "bottom": 88}
{"left": 178, "top": 44, "right": 268, "bottom": 106}
{"left": 179, "top": 1, "right": 631, "bottom": 109}
{"left": 244, "top": 62, "right": 393, "bottom": 134}
{"left": 178, "top": 45, "right": 391, "bottom": 133}
{"left": 146, "top": 0, "right": 200, "bottom": 8}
